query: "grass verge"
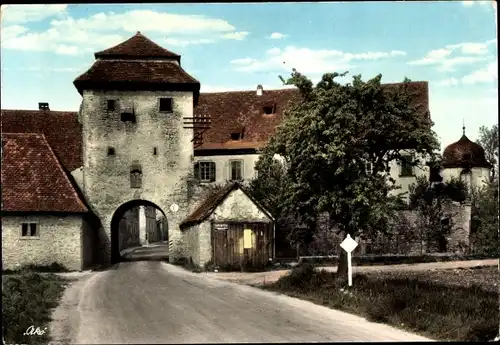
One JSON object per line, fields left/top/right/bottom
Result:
{"left": 262, "top": 263, "right": 498, "bottom": 341}
{"left": 2, "top": 270, "right": 68, "bottom": 344}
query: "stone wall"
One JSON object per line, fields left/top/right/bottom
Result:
{"left": 299, "top": 203, "right": 472, "bottom": 257}
{"left": 2, "top": 215, "right": 86, "bottom": 271}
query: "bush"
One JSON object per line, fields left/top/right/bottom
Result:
{"left": 2, "top": 272, "right": 67, "bottom": 344}
{"left": 3, "top": 262, "right": 69, "bottom": 274}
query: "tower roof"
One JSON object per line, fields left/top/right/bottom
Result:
{"left": 442, "top": 129, "right": 492, "bottom": 169}
{"left": 94, "top": 31, "right": 181, "bottom": 62}
{"left": 74, "top": 32, "right": 200, "bottom": 101}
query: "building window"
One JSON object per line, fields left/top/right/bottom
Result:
{"left": 21, "top": 223, "right": 39, "bottom": 237}
{"left": 159, "top": 98, "right": 173, "bottom": 112}
{"left": 130, "top": 163, "right": 142, "bottom": 188}
{"left": 107, "top": 100, "right": 116, "bottom": 111}
{"left": 107, "top": 147, "right": 115, "bottom": 156}
{"left": 400, "top": 155, "right": 414, "bottom": 177}
{"left": 121, "top": 112, "right": 136, "bottom": 123}
{"left": 194, "top": 161, "right": 216, "bottom": 182}
{"left": 153, "top": 147, "right": 157, "bottom": 156}
{"left": 230, "top": 160, "right": 243, "bottom": 181}
{"left": 231, "top": 132, "right": 241, "bottom": 141}
{"left": 263, "top": 105, "right": 275, "bottom": 115}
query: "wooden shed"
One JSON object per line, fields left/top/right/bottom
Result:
{"left": 180, "top": 182, "right": 275, "bottom": 269}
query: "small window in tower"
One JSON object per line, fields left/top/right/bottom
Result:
{"left": 121, "top": 112, "right": 136, "bottom": 123}
{"left": 107, "top": 100, "right": 116, "bottom": 111}
{"left": 130, "top": 164, "right": 142, "bottom": 189}
{"left": 153, "top": 147, "right": 157, "bottom": 156}
{"left": 107, "top": 147, "right": 115, "bottom": 156}
{"left": 263, "top": 105, "right": 275, "bottom": 115}
{"left": 159, "top": 98, "right": 173, "bottom": 112}
{"left": 231, "top": 132, "right": 241, "bottom": 141}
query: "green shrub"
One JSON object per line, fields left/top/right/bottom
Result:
{"left": 2, "top": 272, "right": 67, "bottom": 344}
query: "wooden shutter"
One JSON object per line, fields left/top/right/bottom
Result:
{"left": 194, "top": 162, "right": 200, "bottom": 179}
{"left": 210, "top": 162, "right": 216, "bottom": 182}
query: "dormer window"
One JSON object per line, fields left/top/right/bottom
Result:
{"left": 107, "top": 100, "right": 116, "bottom": 111}
{"left": 159, "top": 98, "right": 173, "bottom": 112}
{"left": 231, "top": 132, "right": 241, "bottom": 141}
{"left": 263, "top": 105, "right": 275, "bottom": 115}
{"left": 107, "top": 147, "right": 115, "bottom": 156}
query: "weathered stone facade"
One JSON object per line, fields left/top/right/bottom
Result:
{"left": 1, "top": 215, "right": 89, "bottom": 271}
{"left": 79, "top": 89, "right": 195, "bottom": 263}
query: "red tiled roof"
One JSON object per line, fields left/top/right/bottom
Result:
{"left": 194, "top": 81, "right": 430, "bottom": 151}
{"left": 1, "top": 133, "right": 88, "bottom": 213}
{"left": 194, "top": 88, "right": 302, "bottom": 151}
{"left": 1, "top": 109, "right": 82, "bottom": 171}
{"left": 442, "top": 134, "right": 492, "bottom": 169}
{"left": 180, "top": 181, "right": 273, "bottom": 229}
{"left": 94, "top": 31, "right": 181, "bottom": 61}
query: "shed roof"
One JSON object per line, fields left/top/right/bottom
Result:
{"left": 1, "top": 133, "right": 88, "bottom": 213}
{"left": 180, "top": 181, "right": 273, "bottom": 229}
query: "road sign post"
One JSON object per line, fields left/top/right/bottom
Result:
{"left": 340, "top": 234, "right": 358, "bottom": 287}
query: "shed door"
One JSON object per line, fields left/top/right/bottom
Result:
{"left": 212, "top": 228, "right": 227, "bottom": 266}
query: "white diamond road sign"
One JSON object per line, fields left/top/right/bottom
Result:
{"left": 340, "top": 234, "right": 358, "bottom": 253}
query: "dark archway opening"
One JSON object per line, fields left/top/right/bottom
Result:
{"left": 110, "top": 200, "right": 168, "bottom": 264}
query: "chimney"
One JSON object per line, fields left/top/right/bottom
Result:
{"left": 38, "top": 102, "right": 50, "bottom": 111}
{"left": 256, "top": 84, "right": 263, "bottom": 96}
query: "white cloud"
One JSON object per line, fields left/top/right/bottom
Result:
{"left": 408, "top": 38, "right": 496, "bottom": 71}
{"left": 1, "top": 5, "right": 67, "bottom": 23}
{"left": 230, "top": 57, "right": 258, "bottom": 65}
{"left": 164, "top": 38, "right": 215, "bottom": 47}
{"left": 231, "top": 46, "right": 407, "bottom": 74}
{"left": 438, "top": 61, "right": 497, "bottom": 86}
{"left": 266, "top": 47, "right": 282, "bottom": 55}
{"left": 268, "top": 32, "right": 287, "bottom": 40}
{"left": 462, "top": 1, "right": 493, "bottom": 6}
{"left": 220, "top": 31, "right": 249, "bottom": 40}
{"left": 2, "top": 9, "right": 249, "bottom": 55}
{"left": 49, "top": 10, "right": 237, "bottom": 35}
{"left": 438, "top": 78, "right": 460, "bottom": 86}
{"left": 462, "top": 61, "right": 498, "bottom": 84}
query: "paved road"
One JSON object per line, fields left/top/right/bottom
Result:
{"left": 121, "top": 243, "right": 169, "bottom": 261}
{"left": 50, "top": 261, "right": 433, "bottom": 343}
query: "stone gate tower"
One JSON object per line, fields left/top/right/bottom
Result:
{"left": 73, "top": 32, "right": 200, "bottom": 263}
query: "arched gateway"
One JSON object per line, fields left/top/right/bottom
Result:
{"left": 110, "top": 200, "right": 168, "bottom": 263}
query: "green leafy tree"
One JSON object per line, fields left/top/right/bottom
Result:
{"left": 477, "top": 124, "right": 499, "bottom": 182}
{"left": 260, "top": 69, "right": 440, "bottom": 276}
{"left": 470, "top": 180, "right": 499, "bottom": 255}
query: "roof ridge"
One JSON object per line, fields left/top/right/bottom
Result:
{"left": 38, "top": 134, "right": 88, "bottom": 213}
{"left": 1, "top": 109, "right": 77, "bottom": 114}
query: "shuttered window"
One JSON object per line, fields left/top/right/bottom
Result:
{"left": 194, "top": 161, "right": 216, "bottom": 182}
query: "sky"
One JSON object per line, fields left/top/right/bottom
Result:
{"left": 0, "top": 2, "right": 497, "bottom": 150}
